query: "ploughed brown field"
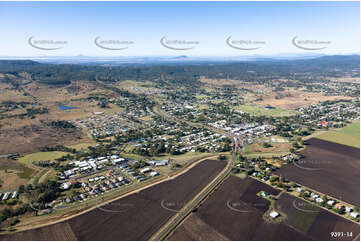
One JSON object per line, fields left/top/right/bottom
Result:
{"left": 169, "top": 175, "right": 360, "bottom": 241}
{"left": 169, "top": 175, "right": 309, "bottom": 241}
{"left": 0, "top": 159, "right": 226, "bottom": 241}
{"left": 275, "top": 193, "right": 360, "bottom": 241}
{"left": 274, "top": 138, "right": 360, "bottom": 205}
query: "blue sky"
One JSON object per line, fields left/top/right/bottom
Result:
{"left": 0, "top": 1, "right": 359, "bottom": 56}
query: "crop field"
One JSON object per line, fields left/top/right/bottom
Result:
{"left": 315, "top": 122, "right": 360, "bottom": 148}
{"left": 274, "top": 138, "right": 360, "bottom": 205}
{"left": 169, "top": 175, "right": 360, "bottom": 241}
{"left": 274, "top": 193, "right": 360, "bottom": 240}
{"left": 169, "top": 175, "right": 311, "bottom": 241}
{"left": 0, "top": 159, "right": 227, "bottom": 241}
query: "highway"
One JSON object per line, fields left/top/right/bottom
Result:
{"left": 150, "top": 137, "right": 238, "bottom": 241}
{"left": 149, "top": 102, "right": 241, "bottom": 241}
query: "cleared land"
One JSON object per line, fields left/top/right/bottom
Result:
{"left": 17, "top": 151, "right": 69, "bottom": 165}
{"left": 0, "top": 159, "right": 227, "bottom": 241}
{"left": 275, "top": 193, "right": 360, "bottom": 240}
{"left": 255, "top": 89, "right": 353, "bottom": 110}
{"left": 0, "top": 124, "right": 87, "bottom": 155}
{"left": 169, "top": 175, "right": 360, "bottom": 241}
{"left": 275, "top": 138, "right": 360, "bottom": 205}
{"left": 315, "top": 122, "right": 360, "bottom": 148}
{"left": 169, "top": 175, "right": 309, "bottom": 241}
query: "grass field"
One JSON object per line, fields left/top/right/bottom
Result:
{"left": 18, "top": 151, "right": 70, "bottom": 165}
{"left": 315, "top": 122, "right": 360, "bottom": 148}
{"left": 233, "top": 104, "right": 295, "bottom": 117}
{"left": 338, "top": 122, "right": 360, "bottom": 135}
{"left": 67, "top": 143, "right": 96, "bottom": 150}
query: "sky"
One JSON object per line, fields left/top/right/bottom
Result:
{"left": 0, "top": 1, "right": 359, "bottom": 57}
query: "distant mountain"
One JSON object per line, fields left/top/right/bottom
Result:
{"left": 0, "top": 53, "right": 340, "bottom": 66}
{"left": 0, "top": 55, "right": 358, "bottom": 87}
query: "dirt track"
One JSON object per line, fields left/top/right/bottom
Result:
{"left": 275, "top": 138, "right": 360, "bottom": 205}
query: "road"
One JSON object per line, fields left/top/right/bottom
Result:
{"left": 149, "top": 101, "right": 241, "bottom": 240}
{"left": 150, "top": 140, "right": 238, "bottom": 241}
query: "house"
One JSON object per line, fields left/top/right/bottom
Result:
{"left": 296, "top": 187, "right": 303, "bottom": 193}
{"left": 11, "top": 191, "right": 18, "bottom": 199}
{"left": 112, "top": 158, "right": 125, "bottom": 165}
{"left": 327, "top": 200, "right": 335, "bottom": 206}
{"left": 140, "top": 167, "right": 151, "bottom": 174}
{"left": 150, "top": 171, "right": 159, "bottom": 177}
{"left": 261, "top": 191, "right": 269, "bottom": 197}
{"left": 335, "top": 203, "right": 343, "bottom": 209}
{"left": 156, "top": 160, "right": 169, "bottom": 166}
{"left": 346, "top": 206, "right": 353, "bottom": 213}
{"left": 350, "top": 212, "right": 359, "bottom": 218}
{"left": 269, "top": 211, "right": 279, "bottom": 219}
{"left": 61, "top": 182, "right": 71, "bottom": 190}
{"left": 2, "top": 192, "right": 9, "bottom": 200}
{"left": 318, "top": 121, "right": 330, "bottom": 127}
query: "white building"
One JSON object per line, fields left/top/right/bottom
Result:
{"left": 269, "top": 211, "right": 279, "bottom": 219}
{"left": 350, "top": 212, "right": 359, "bottom": 218}
{"left": 150, "top": 171, "right": 159, "bottom": 177}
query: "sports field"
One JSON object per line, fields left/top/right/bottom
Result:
{"left": 233, "top": 104, "right": 295, "bottom": 117}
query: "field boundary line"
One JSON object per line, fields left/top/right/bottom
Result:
{"left": 249, "top": 176, "right": 360, "bottom": 225}
{"left": 150, "top": 157, "right": 232, "bottom": 241}
{"left": 3, "top": 155, "right": 220, "bottom": 234}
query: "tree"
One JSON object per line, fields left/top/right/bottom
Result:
{"left": 269, "top": 175, "right": 279, "bottom": 182}
{"left": 218, "top": 155, "right": 227, "bottom": 161}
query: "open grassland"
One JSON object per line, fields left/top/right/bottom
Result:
{"left": 66, "top": 142, "right": 96, "bottom": 150}
{"left": 18, "top": 151, "right": 70, "bottom": 165}
{"left": 0, "top": 157, "right": 36, "bottom": 190}
{"left": 0, "top": 169, "right": 28, "bottom": 190}
{"left": 249, "top": 142, "right": 291, "bottom": 153}
{"left": 338, "top": 121, "right": 360, "bottom": 135}
{"left": 255, "top": 88, "right": 354, "bottom": 110}
{"left": 315, "top": 122, "right": 360, "bottom": 148}
{"left": 274, "top": 193, "right": 359, "bottom": 240}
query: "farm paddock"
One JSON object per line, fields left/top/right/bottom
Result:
{"left": 275, "top": 193, "right": 360, "bottom": 241}
{"left": 168, "top": 175, "right": 359, "bottom": 241}
{"left": 275, "top": 138, "right": 360, "bottom": 205}
{"left": 168, "top": 175, "right": 310, "bottom": 241}
{"left": 0, "top": 159, "right": 226, "bottom": 241}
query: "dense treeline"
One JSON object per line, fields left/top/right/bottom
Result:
{"left": 0, "top": 55, "right": 359, "bottom": 86}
